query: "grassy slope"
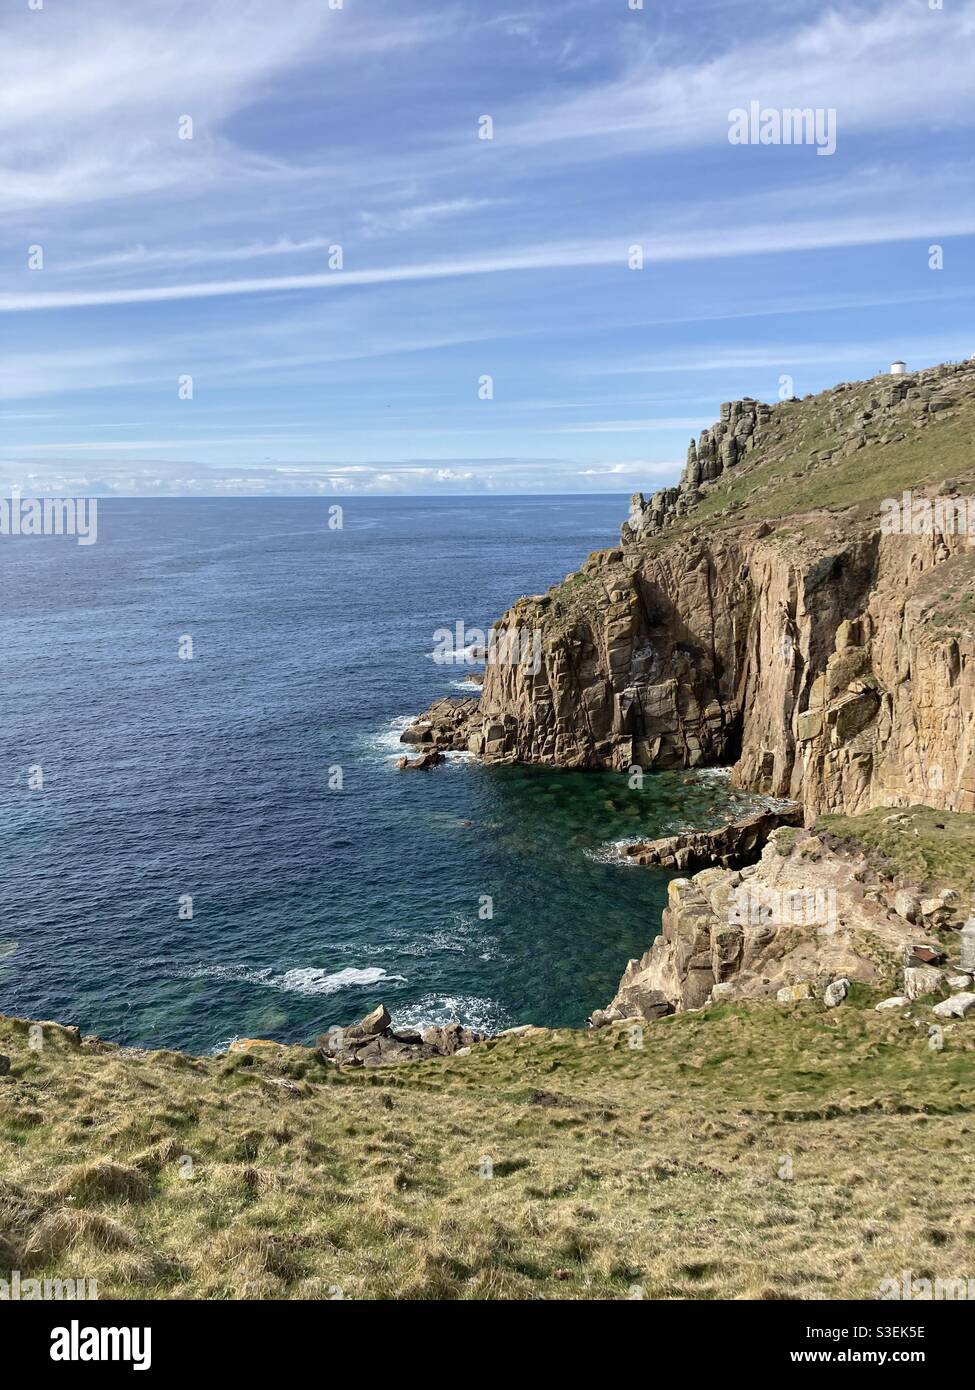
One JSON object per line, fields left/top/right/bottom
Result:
{"left": 3, "top": 1000, "right": 974, "bottom": 1301}
{"left": 672, "top": 374, "right": 975, "bottom": 533}
{"left": 818, "top": 805, "right": 975, "bottom": 905}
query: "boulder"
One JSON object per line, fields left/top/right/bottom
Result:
{"left": 776, "top": 982, "right": 814, "bottom": 1003}
{"left": 397, "top": 749, "right": 445, "bottom": 770}
{"left": 904, "top": 965, "right": 944, "bottom": 1001}
{"left": 932, "top": 993, "right": 975, "bottom": 1020}
{"left": 894, "top": 891, "right": 920, "bottom": 924}
{"left": 875, "top": 996, "right": 909, "bottom": 1011}
{"left": 588, "top": 1008, "right": 623, "bottom": 1029}
{"left": 347, "top": 1004, "right": 391, "bottom": 1039}
{"left": 824, "top": 978, "right": 851, "bottom": 1008}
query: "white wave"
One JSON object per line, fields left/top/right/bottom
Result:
{"left": 391, "top": 992, "right": 510, "bottom": 1035}
{"left": 363, "top": 713, "right": 420, "bottom": 758}
{"left": 426, "top": 645, "right": 485, "bottom": 664}
{"left": 585, "top": 841, "right": 642, "bottom": 866}
{"left": 177, "top": 962, "right": 405, "bottom": 996}
{"left": 691, "top": 765, "right": 733, "bottom": 781}
{"left": 450, "top": 678, "right": 483, "bottom": 692}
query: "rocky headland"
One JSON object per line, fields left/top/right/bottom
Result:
{"left": 398, "top": 357, "right": 975, "bottom": 1032}
{"left": 403, "top": 357, "right": 975, "bottom": 825}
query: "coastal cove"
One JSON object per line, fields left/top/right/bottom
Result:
{"left": 0, "top": 496, "right": 765, "bottom": 1053}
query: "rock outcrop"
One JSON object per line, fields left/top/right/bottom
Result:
{"left": 618, "top": 805, "right": 802, "bottom": 871}
{"left": 624, "top": 397, "right": 774, "bottom": 540}
{"left": 604, "top": 827, "right": 958, "bottom": 1019}
{"left": 316, "top": 1005, "right": 489, "bottom": 1066}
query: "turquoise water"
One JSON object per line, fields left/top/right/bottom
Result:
{"left": 0, "top": 497, "right": 764, "bottom": 1052}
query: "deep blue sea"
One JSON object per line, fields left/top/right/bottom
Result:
{"left": 0, "top": 496, "right": 765, "bottom": 1053}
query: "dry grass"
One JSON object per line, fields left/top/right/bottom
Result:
{"left": 2, "top": 1001, "right": 974, "bottom": 1300}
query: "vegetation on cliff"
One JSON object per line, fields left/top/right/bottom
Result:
{"left": 2, "top": 994, "right": 974, "bottom": 1301}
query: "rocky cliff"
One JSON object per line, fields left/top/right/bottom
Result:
{"left": 602, "top": 823, "right": 965, "bottom": 1021}
{"left": 405, "top": 358, "right": 975, "bottom": 822}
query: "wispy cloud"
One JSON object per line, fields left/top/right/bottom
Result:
{"left": 503, "top": 0, "right": 975, "bottom": 153}
{"left": 360, "top": 199, "right": 503, "bottom": 238}
{"left": 0, "top": 0, "right": 433, "bottom": 208}
{"left": 6, "top": 210, "right": 975, "bottom": 314}
{"left": 2, "top": 0, "right": 974, "bottom": 494}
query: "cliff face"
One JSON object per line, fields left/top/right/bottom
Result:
{"left": 407, "top": 359, "right": 975, "bottom": 822}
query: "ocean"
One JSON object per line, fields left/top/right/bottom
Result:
{"left": 0, "top": 495, "right": 763, "bottom": 1052}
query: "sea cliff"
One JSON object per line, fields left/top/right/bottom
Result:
{"left": 403, "top": 358, "right": 975, "bottom": 823}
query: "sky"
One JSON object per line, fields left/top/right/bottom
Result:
{"left": 1, "top": 0, "right": 974, "bottom": 497}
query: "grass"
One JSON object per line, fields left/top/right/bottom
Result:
{"left": 3, "top": 1001, "right": 975, "bottom": 1300}
{"left": 818, "top": 805, "right": 975, "bottom": 906}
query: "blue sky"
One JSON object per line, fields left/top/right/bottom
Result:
{"left": 1, "top": 0, "right": 974, "bottom": 495}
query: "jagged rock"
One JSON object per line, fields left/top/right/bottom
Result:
{"left": 947, "top": 975, "right": 973, "bottom": 991}
{"left": 347, "top": 1004, "right": 391, "bottom": 1039}
{"left": 397, "top": 749, "right": 445, "bottom": 770}
{"left": 317, "top": 1004, "right": 490, "bottom": 1067}
{"left": 401, "top": 697, "right": 480, "bottom": 753}
{"left": 604, "top": 835, "right": 940, "bottom": 1019}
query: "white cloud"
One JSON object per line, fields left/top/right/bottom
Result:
{"left": 0, "top": 1, "right": 433, "bottom": 209}
{"left": 360, "top": 199, "right": 503, "bottom": 238}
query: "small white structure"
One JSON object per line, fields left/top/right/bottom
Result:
{"left": 890, "top": 360, "right": 907, "bottom": 375}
